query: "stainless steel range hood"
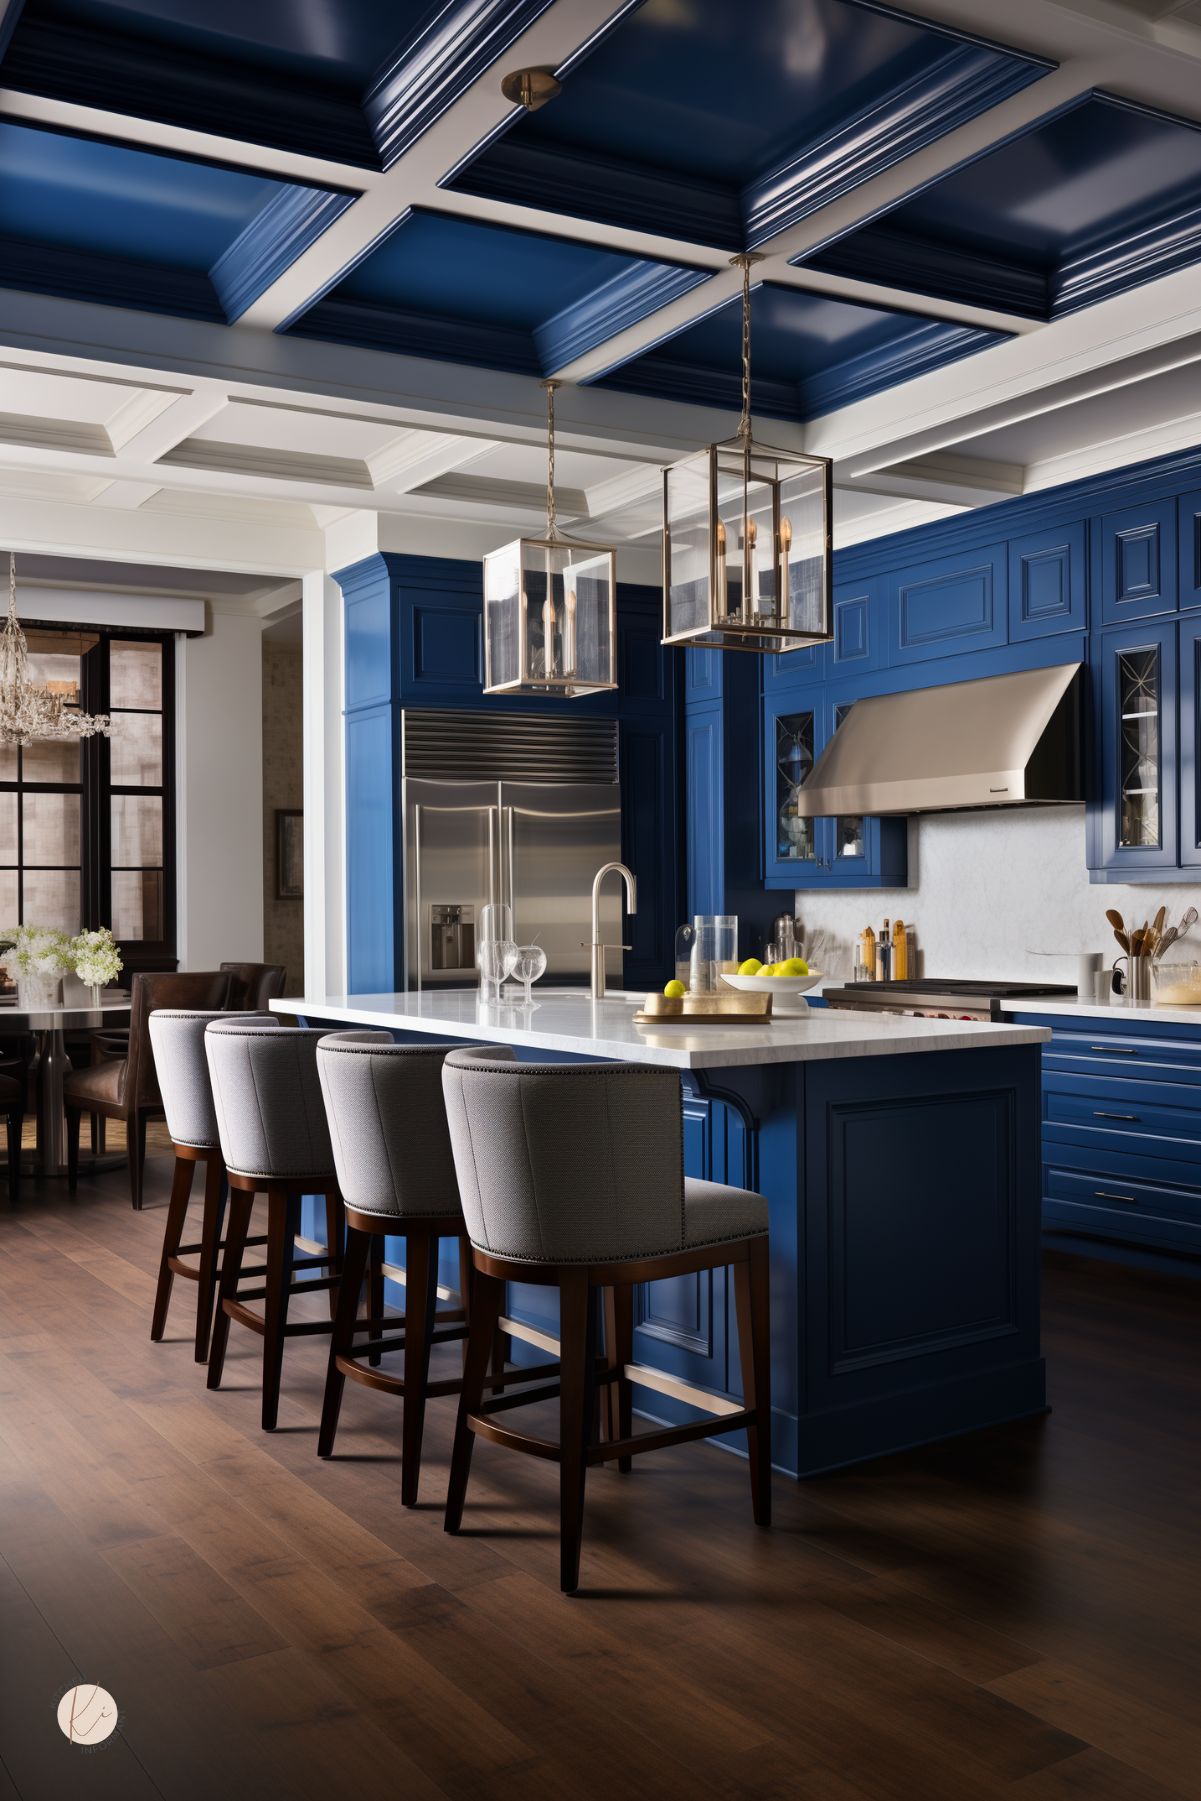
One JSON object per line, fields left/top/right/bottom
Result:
{"left": 796, "top": 663, "right": 1082, "bottom": 817}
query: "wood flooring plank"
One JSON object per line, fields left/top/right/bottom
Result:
{"left": 989, "top": 1661, "right": 1201, "bottom": 1799}
{"left": 101, "top": 1534, "right": 287, "bottom": 1671}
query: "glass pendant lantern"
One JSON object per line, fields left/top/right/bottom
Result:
{"left": 483, "top": 381, "right": 617, "bottom": 697}
{"left": 663, "top": 255, "right": 833, "bottom": 654}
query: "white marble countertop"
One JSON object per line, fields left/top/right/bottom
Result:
{"left": 1001, "top": 993, "right": 1201, "bottom": 1029}
{"left": 274, "top": 989, "right": 1050, "bottom": 1071}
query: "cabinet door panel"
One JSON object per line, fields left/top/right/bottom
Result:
{"left": 1098, "top": 501, "right": 1177, "bottom": 624}
{"left": 832, "top": 579, "right": 883, "bottom": 674}
{"left": 1180, "top": 487, "right": 1201, "bottom": 610}
{"left": 1095, "top": 620, "right": 1178, "bottom": 872}
{"left": 889, "top": 544, "right": 1007, "bottom": 665}
{"left": 762, "top": 691, "right": 824, "bottom": 886}
{"left": 685, "top": 704, "right": 724, "bottom": 917}
{"left": 1008, "top": 523, "right": 1086, "bottom": 640}
{"left": 1180, "top": 615, "right": 1201, "bottom": 867}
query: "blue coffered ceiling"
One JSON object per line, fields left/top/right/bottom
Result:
{"left": 446, "top": 0, "right": 1051, "bottom": 250}
{"left": 283, "top": 207, "right": 708, "bottom": 375}
{"left": 591, "top": 280, "right": 1005, "bottom": 421}
{"left": 803, "top": 93, "right": 1201, "bottom": 319}
{"left": 0, "top": 119, "right": 351, "bottom": 321}
{"left": 1, "top": 0, "right": 556, "bottom": 166}
{"left": 1, "top": 0, "right": 1201, "bottom": 427}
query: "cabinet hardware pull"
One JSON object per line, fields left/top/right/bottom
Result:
{"left": 1088, "top": 1045, "right": 1138, "bottom": 1054}
{"left": 1094, "top": 1190, "right": 1138, "bottom": 1204}
{"left": 1093, "top": 1111, "right": 1139, "bottom": 1121}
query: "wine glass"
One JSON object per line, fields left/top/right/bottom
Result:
{"left": 511, "top": 943, "right": 547, "bottom": 1008}
{"left": 479, "top": 937, "right": 517, "bottom": 1003}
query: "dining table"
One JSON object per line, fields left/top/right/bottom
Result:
{"left": 0, "top": 994, "right": 132, "bottom": 1176}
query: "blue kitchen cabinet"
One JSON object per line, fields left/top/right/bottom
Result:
{"left": 1094, "top": 618, "right": 1179, "bottom": 875}
{"left": 762, "top": 682, "right": 908, "bottom": 890}
{"left": 684, "top": 649, "right": 775, "bottom": 957}
{"left": 888, "top": 541, "right": 1008, "bottom": 666}
{"left": 1179, "top": 487, "right": 1201, "bottom": 609}
{"left": 1008, "top": 521, "right": 1087, "bottom": 640}
{"left": 1179, "top": 614, "right": 1201, "bottom": 869}
{"left": 761, "top": 639, "right": 826, "bottom": 697}
{"left": 830, "top": 577, "right": 885, "bottom": 673}
{"left": 1097, "top": 499, "right": 1177, "bottom": 625}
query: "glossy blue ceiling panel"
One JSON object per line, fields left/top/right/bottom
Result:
{"left": 803, "top": 94, "right": 1201, "bottom": 319}
{"left": 282, "top": 207, "right": 709, "bottom": 375}
{"left": 590, "top": 281, "right": 1005, "bottom": 421}
{"left": 0, "top": 119, "right": 352, "bottom": 321}
{"left": 1, "top": 0, "right": 557, "bottom": 168}
{"left": 446, "top": 0, "right": 1051, "bottom": 250}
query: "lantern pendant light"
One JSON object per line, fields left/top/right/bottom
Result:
{"left": 662, "top": 254, "right": 834, "bottom": 654}
{"left": 482, "top": 380, "right": 617, "bottom": 697}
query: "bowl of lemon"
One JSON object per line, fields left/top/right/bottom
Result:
{"left": 720, "top": 957, "right": 822, "bottom": 1014}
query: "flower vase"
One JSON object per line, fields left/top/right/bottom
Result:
{"left": 18, "top": 972, "right": 63, "bottom": 1010}
{"left": 89, "top": 984, "right": 103, "bottom": 1009}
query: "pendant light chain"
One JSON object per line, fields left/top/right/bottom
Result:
{"left": 732, "top": 253, "right": 762, "bottom": 445}
{"left": 543, "top": 378, "right": 560, "bottom": 541}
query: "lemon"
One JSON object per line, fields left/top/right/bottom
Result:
{"left": 781, "top": 957, "right": 809, "bottom": 976}
{"left": 663, "top": 979, "right": 686, "bottom": 999}
{"left": 738, "top": 957, "right": 763, "bottom": 976}
{"left": 765, "top": 963, "right": 783, "bottom": 976}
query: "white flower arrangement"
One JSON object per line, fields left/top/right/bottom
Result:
{"left": 0, "top": 924, "right": 74, "bottom": 980}
{"left": 70, "top": 927, "right": 123, "bottom": 989}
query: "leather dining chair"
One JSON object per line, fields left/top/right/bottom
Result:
{"left": 220, "top": 963, "right": 287, "bottom": 1010}
{"left": 65, "top": 970, "right": 232, "bottom": 1208}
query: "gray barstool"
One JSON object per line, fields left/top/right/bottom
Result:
{"left": 204, "top": 1020, "right": 346, "bottom": 1430}
{"left": 147, "top": 1009, "right": 278, "bottom": 1361}
{"left": 441, "top": 1051, "right": 772, "bottom": 1595}
{"left": 316, "top": 1032, "right": 532, "bottom": 1504}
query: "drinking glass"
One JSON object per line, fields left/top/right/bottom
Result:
{"left": 478, "top": 902, "right": 515, "bottom": 1000}
{"left": 479, "top": 937, "right": 517, "bottom": 1003}
{"left": 511, "top": 943, "right": 547, "bottom": 1007}
{"left": 673, "top": 922, "right": 696, "bottom": 988}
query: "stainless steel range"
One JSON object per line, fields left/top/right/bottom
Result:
{"left": 822, "top": 978, "right": 1076, "bottom": 1021}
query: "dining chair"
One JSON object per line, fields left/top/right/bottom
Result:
{"left": 220, "top": 962, "right": 287, "bottom": 1010}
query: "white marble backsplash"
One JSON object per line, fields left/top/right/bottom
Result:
{"left": 791, "top": 806, "right": 1201, "bottom": 984}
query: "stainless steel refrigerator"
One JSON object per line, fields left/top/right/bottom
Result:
{"left": 401, "top": 710, "right": 622, "bottom": 991}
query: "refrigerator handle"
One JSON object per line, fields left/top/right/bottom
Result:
{"left": 412, "top": 804, "right": 425, "bottom": 991}
{"left": 503, "top": 806, "right": 515, "bottom": 925}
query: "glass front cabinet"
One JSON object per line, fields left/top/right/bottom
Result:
{"left": 1095, "top": 620, "right": 1179, "bottom": 873}
{"left": 762, "top": 682, "right": 908, "bottom": 890}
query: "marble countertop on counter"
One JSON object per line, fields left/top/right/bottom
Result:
{"left": 274, "top": 990, "right": 1050, "bottom": 1071}
{"left": 1001, "top": 993, "right": 1201, "bottom": 1029}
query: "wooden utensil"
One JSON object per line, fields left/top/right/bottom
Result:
{"left": 1105, "top": 907, "right": 1129, "bottom": 952}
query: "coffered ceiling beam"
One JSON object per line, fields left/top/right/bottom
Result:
{"left": 0, "top": 492, "right": 324, "bottom": 576}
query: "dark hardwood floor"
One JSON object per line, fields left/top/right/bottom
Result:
{"left": 1, "top": 1147, "right": 1199, "bottom": 1801}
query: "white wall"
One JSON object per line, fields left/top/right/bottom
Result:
{"left": 794, "top": 808, "right": 1201, "bottom": 984}
{"left": 176, "top": 607, "right": 264, "bottom": 968}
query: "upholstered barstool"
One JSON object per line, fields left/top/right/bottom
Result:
{"left": 204, "top": 1020, "right": 345, "bottom": 1430}
{"left": 316, "top": 1032, "right": 524, "bottom": 1505}
{"left": 441, "top": 1051, "right": 772, "bottom": 1594}
{"left": 146, "top": 1010, "right": 277, "bottom": 1360}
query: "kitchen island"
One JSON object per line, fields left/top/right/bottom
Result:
{"left": 276, "top": 991, "right": 1052, "bottom": 1477}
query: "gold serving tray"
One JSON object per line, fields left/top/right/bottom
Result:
{"left": 635, "top": 991, "right": 773, "bottom": 1024}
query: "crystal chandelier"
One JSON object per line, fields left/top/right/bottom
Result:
{"left": 663, "top": 254, "right": 834, "bottom": 654}
{"left": 482, "top": 380, "right": 617, "bottom": 697}
{"left": 1, "top": 552, "right": 111, "bottom": 746}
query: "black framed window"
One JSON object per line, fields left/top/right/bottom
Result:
{"left": 0, "top": 625, "right": 176, "bottom": 967}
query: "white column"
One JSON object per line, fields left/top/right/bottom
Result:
{"left": 302, "top": 569, "right": 345, "bottom": 998}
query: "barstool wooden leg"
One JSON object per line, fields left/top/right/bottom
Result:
{"left": 445, "top": 1269, "right": 504, "bottom": 1534}
{"left": 207, "top": 1187, "right": 254, "bottom": 1391}
{"left": 400, "top": 1232, "right": 439, "bottom": 1508}
{"left": 6, "top": 1103, "right": 22, "bottom": 1206}
{"left": 323, "top": 1192, "right": 343, "bottom": 1321}
{"left": 261, "top": 1193, "right": 298, "bottom": 1431}
{"left": 732, "top": 1237, "right": 772, "bottom": 1528}
{"left": 602, "top": 1284, "right": 634, "bottom": 1473}
{"left": 318, "top": 1225, "right": 371, "bottom": 1458}
{"left": 367, "top": 1235, "right": 384, "bottom": 1369}
{"left": 127, "top": 1109, "right": 147, "bottom": 1211}
{"left": 559, "top": 1272, "right": 598, "bottom": 1596}
{"left": 150, "top": 1154, "right": 196, "bottom": 1342}
{"left": 194, "top": 1157, "right": 227, "bottom": 1363}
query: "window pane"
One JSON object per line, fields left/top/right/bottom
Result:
{"left": 0, "top": 742, "right": 16, "bottom": 781}
{"left": 0, "top": 869, "right": 16, "bottom": 927}
{"left": 112, "top": 794, "right": 162, "bottom": 865}
{"left": 110, "top": 641, "right": 162, "bottom": 710}
{"left": 0, "top": 792, "right": 15, "bottom": 863}
{"left": 110, "top": 711, "right": 162, "bottom": 786}
{"left": 23, "top": 868, "right": 80, "bottom": 932}
{"left": 22, "top": 738, "right": 80, "bottom": 784}
{"left": 112, "top": 868, "right": 163, "bottom": 941}
{"left": 23, "top": 792, "right": 81, "bottom": 865}
{"left": 26, "top": 650, "right": 83, "bottom": 706}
